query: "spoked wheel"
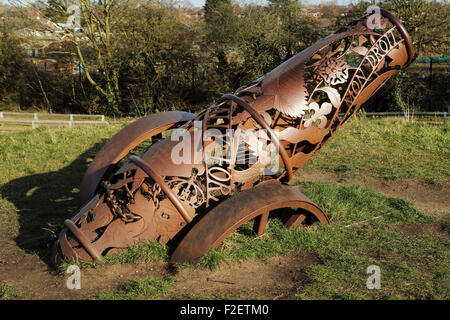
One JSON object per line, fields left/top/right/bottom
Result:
{"left": 170, "top": 183, "right": 329, "bottom": 265}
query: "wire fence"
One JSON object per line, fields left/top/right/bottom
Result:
{"left": 0, "top": 112, "right": 107, "bottom": 128}
{"left": 0, "top": 112, "right": 105, "bottom": 121}
{"left": 341, "top": 111, "right": 447, "bottom": 123}
{"left": 0, "top": 111, "right": 447, "bottom": 129}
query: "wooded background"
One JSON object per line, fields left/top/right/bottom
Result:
{"left": 0, "top": 0, "right": 448, "bottom": 116}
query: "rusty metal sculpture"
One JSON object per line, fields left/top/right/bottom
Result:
{"left": 53, "top": 9, "right": 413, "bottom": 265}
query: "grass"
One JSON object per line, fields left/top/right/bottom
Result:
{"left": 68, "top": 181, "right": 447, "bottom": 300}
{"left": 0, "top": 282, "right": 26, "bottom": 300}
{"left": 180, "top": 185, "right": 447, "bottom": 300}
{"left": 193, "top": 182, "right": 449, "bottom": 300}
{"left": 0, "top": 118, "right": 448, "bottom": 299}
{"left": 0, "top": 124, "right": 125, "bottom": 257}
{"left": 58, "top": 241, "right": 169, "bottom": 274}
{"left": 305, "top": 118, "right": 449, "bottom": 182}
{"left": 293, "top": 182, "right": 449, "bottom": 299}
{"left": 294, "top": 223, "right": 450, "bottom": 299}
{"left": 92, "top": 276, "right": 175, "bottom": 300}
{"left": 198, "top": 181, "right": 432, "bottom": 268}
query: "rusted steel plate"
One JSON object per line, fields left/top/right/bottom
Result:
{"left": 79, "top": 111, "right": 195, "bottom": 204}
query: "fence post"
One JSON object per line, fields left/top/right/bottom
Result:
{"left": 444, "top": 112, "right": 447, "bottom": 125}
{"left": 0, "top": 112, "right": 3, "bottom": 119}
{"left": 31, "top": 120, "right": 35, "bottom": 129}
{"left": 34, "top": 113, "right": 38, "bottom": 120}
{"left": 70, "top": 114, "right": 73, "bottom": 121}
{"left": 101, "top": 115, "right": 105, "bottom": 122}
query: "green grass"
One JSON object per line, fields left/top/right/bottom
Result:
{"left": 0, "top": 118, "right": 448, "bottom": 299}
{"left": 0, "top": 282, "right": 26, "bottom": 300}
{"left": 0, "top": 125, "right": 125, "bottom": 258}
{"left": 198, "top": 181, "right": 430, "bottom": 266}
{"left": 305, "top": 118, "right": 449, "bottom": 182}
{"left": 294, "top": 222, "right": 450, "bottom": 299}
{"left": 194, "top": 182, "right": 449, "bottom": 299}
{"left": 92, "top": 276, "right": 175, "bottom": 300}
{"left": 58, "top": 241, "right": 169, "bottom": 274}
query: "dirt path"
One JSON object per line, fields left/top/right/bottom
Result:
{"left": 167, "top": 254, "right": 318, "bottom": 299}
{"left": 0, "top": 236, "right": 169, "bottom": 299}
{"left": 0, "top": 237, "right": 316, "bottom": 300}
{"left": 1, "top": 172, "right": 448, "bottom": 300}
{"left": 292, "top": 170, "right": 450, "bottom": 217}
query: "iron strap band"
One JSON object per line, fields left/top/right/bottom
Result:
{"left": 380, "top": 8, "right": 414, "bottom": 65}
{"left": 129, "top": 155, "right": 193, "bottom": 224}
{"left": 64, "top": 219, "right": 102, "bottom": 260}
{"left": 221, "top": 94, "right": 294, "bottom": 182}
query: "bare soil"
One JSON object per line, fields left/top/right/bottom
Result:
{"left": 0, "top": 171, "right": 448, "bottom": 300}
{"left": 0, "top": 235, "right": 318, "bottom": 300}
{"left": 293, "top": 170, "right": 450, "bottom": 217}
{"left": 395, "top": 220, "right": 449, "bottom": 239}
{"left": 168, "top": 254, "right": 319, "bottom": 300}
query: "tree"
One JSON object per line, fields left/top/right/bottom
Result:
{"left": 322, "top": 3, "right": 340, "bottom": 23}
{"left": 235, "top": 5, "right": 283, "bottom": 79}
{"left": 203, "top": 0, "right": 238, "bottom": 92}
{"left": 386, "top": 0, "right": 449, "bottom": 57}
{"left": 22, "top": 0, "right": 132, "bottom": 114}
{"left": 0, "top": 33, "right": 29, "bottom": 108}
{"left": 42, "top": 0, "right": 69, "bottom": 22}
{"left": 268, "top": 0, "right": 322, "bottom": 61}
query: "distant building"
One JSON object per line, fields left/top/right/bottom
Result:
{"left": 302, "top": 6, "right": 324, "bottom": 19}
{"left": 177, "top": 6, "right": 204, "bottom": 20}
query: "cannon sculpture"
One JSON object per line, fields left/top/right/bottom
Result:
{"left": 53, "top": 9, "right": 413, "bottom": 265}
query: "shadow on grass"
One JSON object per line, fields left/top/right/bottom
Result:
{"left": 0, "top": 142, "right": 107, "bottom": 267}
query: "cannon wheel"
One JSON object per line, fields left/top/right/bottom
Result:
{"left": 170, "top": 184, "right": 329, "bottom": 265}
{"left": 78, "top": 111, "right": 196, "bottom": 205}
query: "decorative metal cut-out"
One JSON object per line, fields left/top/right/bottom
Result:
{"left": 54, "top": 9, "right": 413, "bottom": 265}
